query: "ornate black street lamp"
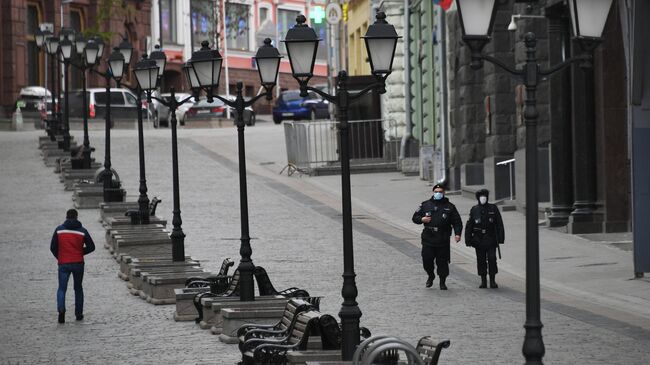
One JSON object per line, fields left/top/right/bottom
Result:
{"left": 455, "top": 0, "right": 613, "bottom": 363}
{"left": 188, "top": 39, "right": 281, "bottom": 301}
{"left": 45, "top": 35, "right": 62, "bottom": 141}
{"left": 284, "top": 13, "right": 398, "bottom": 360}
{"left": 59, "top": 35, "right": 74, "bottom": 152}
{"left": 88, "top": 46, "right": 126, "bottom": 202}
{"left": 66, "top": 37, "right": 100, "bottom": 169}
{"left": 131, "top": 51, "right": 164, "bottom": 224}
{"left": 136, "top": 50, "right": 196, "bottom": 262}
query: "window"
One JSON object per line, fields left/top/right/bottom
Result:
{"left": 259, "top": 7, "right": 269, "bottom": 24}
{"left": 95, "top": 92, "right": 125, "bottom": 106}
{"left": 161, "top": 0, "right": 177, "bottom": 44}
{"left": 26, "top": 3, "right": 42, "bottom": 86}
{"left": 191, "top": 0, "right": 216, "bottom": 49}
{"left": 225, "top": 3, "right": 250, "bottom": 51}
{"left": 277, "top": 9, "right": 300, "bottom": 54}
{"left": 70, "top": 8, "right": 85, "bottom": 89}
{"left": 124, "top": 92, "right": 137, "bottom": 106}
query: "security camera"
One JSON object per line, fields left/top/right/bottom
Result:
{"left": 507, "top": 16, "right": 518, "bottom": 31}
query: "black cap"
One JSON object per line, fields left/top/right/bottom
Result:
{"left": 432, "top": 183, "right": 446, "bottom": 191}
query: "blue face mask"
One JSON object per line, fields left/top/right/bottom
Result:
{"left": 433, "top": 192, "right": 444, "bottom": 200}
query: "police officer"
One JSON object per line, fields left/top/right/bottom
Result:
{"left": 412, "top": 184, "right": 463, "bottom": 290}
{"left": 465, "top": 189, "right": 504, "bottom": 288}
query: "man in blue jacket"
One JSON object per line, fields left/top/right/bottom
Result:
{"left": 50, "top": 209, "right": 95, "bottom": 323}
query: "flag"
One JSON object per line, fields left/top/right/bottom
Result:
{"left": 434, "top": 0, "right": 453, "bottom": 11}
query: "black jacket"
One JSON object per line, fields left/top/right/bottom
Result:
{"left": 412, "top": 197, "right": 463, "bottom": 247}
{"left": 465, "top": 203, "right": 505, "bottom": 248}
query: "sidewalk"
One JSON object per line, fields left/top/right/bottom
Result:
{"left": 196, "top": 118, "right": 650, "bottom": 330}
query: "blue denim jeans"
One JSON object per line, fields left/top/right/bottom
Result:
{"left": 57, "top": 263, "right": 84, "bottom": 316}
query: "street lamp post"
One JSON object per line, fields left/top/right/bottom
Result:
{"left": 135, "top": 51, "right": 195, "bottom": 261}
{"left": 45, "top": 35, "right": 62, "bottom": 142}
{"left": 69, "top": 38, "right": 101, "bottom": 169}
{"left": 188, "top": 38, "right": 281, "bottom": 302}
{"left": 60, "top": 36, "right": 74, "bottom": 152}
{"left": 284, "top": 13, "right": 398, "bottom": 360}
{"left": 88, "top": 46, "right": 127, "bottom": 202}
{"left": 131, "top": 49, "right": 166, "bottom": 224}
{"left": 454, "top": 0, "right": 613, "bottom": 363}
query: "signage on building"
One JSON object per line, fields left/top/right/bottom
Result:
{"left": 326, "top": 3, "right": 342, "bottom": 25}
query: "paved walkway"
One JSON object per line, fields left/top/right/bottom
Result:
{"left": 0, "top": 120, "right": 649, "bottom": 364}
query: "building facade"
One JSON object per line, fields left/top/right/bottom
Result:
{"left": 0, "top": 0, "right": 151, "bottom": 120}
{"left": 149, "top": 0, "right": 328, "bottom": 112}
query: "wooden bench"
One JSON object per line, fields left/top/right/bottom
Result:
{"left": 237, "top": 298, "right": 314, "bottom": 352}
{"left": 353, "top": 335, "right": 450, "bottom": 365}
{"left": 254, "top": 266, "right": 311, "bottom": 298}
{"left": 241, "top": 310, "right": 321, "bottom": 365}
{"left": 193, "top": 268, "right": 240, "bottom": 323}
{"left": 185, "top": 257, "right": 234, "bottom": 291}
{"left": 124, "top": 197, "right": 162, "bottom": 224}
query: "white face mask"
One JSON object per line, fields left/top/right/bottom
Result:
{"left": 479, "top": 196, "right": 488, "bottom": 205}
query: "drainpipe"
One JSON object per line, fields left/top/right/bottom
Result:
{"left": 400, "top": 0, "right": 413, "bottom": 160}
{"left": 437, "top": 10, "right": 449, "bottom": 186}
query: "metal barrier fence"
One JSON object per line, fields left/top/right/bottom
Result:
{"left": 282, "top": 119, "right": 400, "bottom": 175}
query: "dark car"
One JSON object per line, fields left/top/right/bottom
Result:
{"left": 183, "top": 97, "right": 226, "bottom": 122}
{"left": 272, "top": 89, "right": 330, "bottom": 124}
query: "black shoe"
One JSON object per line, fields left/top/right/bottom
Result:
{"left": 479, "top": 275, "right": 487, "bottom": 289}
{"left": 75, "top": 314, "right": 84, "bottom": 321}
{"left": 439, "top": 278, "right": 447, "bottom": 290}
{"left": 58, "top": 311, "right": 65, "bottom": 324}
{"left": 489, "top": 276, "right": 498, "bottom": 289}
{"left": 425, "top": 274, "right": 435, "bottom": 288}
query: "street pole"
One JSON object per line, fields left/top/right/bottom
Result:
{"left": 335, "top": 71, "right": 362, "bottom": 360}
{"left": 168, "top": 87, "right": 186, "bottom": 262}
{"left": 136, "top": 87, "right": 150, "bottom": 224}
{"left": 49, "top": 53, "right": 58, "bottom": 141}
{"left": 521, "top": 33, "right": 544, "bottom": 364}
{"left": 101, "top": 72, "right": 114, "bottom": 202}
{"left": 81, "top": 67, "right": 91, "bottom": 168}
{"left": 234, "top": 82, "right": 255, "bottom": 301}
{"left": 63, "top": 59, "right": 71, "bottom": 151}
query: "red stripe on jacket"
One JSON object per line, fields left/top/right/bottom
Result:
{"left": 57, "top": 229, "right": 86, "bottom": 264}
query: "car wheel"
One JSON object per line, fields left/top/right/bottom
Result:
{"left": 273, "top": 116, "right": 282, "bottom": 125}
{"left": 310, "top": 109, "right": 317, "bottom": 122}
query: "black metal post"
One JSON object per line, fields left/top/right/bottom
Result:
{"left": 136, "top": 87, "right": 150, "bottom": 224}
{"left": 62, "top": 60, "right": 71, "bottom": 151}
{"left": 101, "top": 72, "right": 114, "bottom": 202}
{"left": 56, "top": 57, "right": 64, "bottom": 141}
{"left": 233, "top": 82, "right": 255, "bottom": 302}
{"left": 169, "top": 87, "right": 186, "bottom": 262}
{"left": 81, "top": 67, "right": 91, "bottom": 168}
{"left": 48, "top": 53, "right": 58, "bottom": 141}
{"left": 521, "top": 33, "right": 545, "bottom": 365}
{"left": 335, "top": 71, "right": 362, "bottom": 361}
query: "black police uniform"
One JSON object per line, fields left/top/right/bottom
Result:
{"left": 412, "top": 196, "right": 463, "bottom": 284}
{"left": 465, "top": 190, "right": 505, "bottom": 286}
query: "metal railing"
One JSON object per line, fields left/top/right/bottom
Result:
{"left": 281, "top": 119, "right": 400, "bottom": 175}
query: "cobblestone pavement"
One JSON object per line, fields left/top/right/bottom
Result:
{"left": 1, "top": 125, "right": 649, "bottom": 364}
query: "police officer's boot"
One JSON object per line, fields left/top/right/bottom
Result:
{"left": 479, "top": 275, "right": 487, "bottom": 289}
{"left": 426, "top": 274, "right": 435, "bottom": 288}
{"left": 439, "top": 277, "right": 448, "bottom": 290}
{"left": 489, "top": 274, "right": 498, "bottom": 289}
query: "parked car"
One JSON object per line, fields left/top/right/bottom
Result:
{"left": 14, "top": 86, "right": 52, "bottom": 120}
{"left": 68, "top": 88, "right": 143, "bottom": 122}
{"left": 272, "top": 88, "right": 330, "bottom": 124}
{"left": 183, "top": 96, "right": 256, "bottom": 126}
{"left": 183, "top": 97, "right": 226, "bottom": 122}
{"left": 151, "top": 92, "right": 195, "bottom": 128}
